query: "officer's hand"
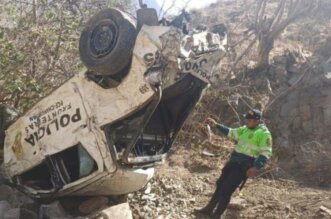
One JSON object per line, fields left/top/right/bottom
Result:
{"left": 246, "top": 167, "right": 258, "bottom": 178}
{"left": 205, "top": 117, "right": 218, "bottom": 126}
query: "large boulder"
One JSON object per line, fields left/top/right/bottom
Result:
{"left": 91, "top": 202, "right": 133, "bottom": 219}
{"left": 39, "top": 201, "right": 70, "bottom": 218}
{"left": 0, "top": 200, "right": 11, "bottom": 219}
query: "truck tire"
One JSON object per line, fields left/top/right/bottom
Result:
{"left": 79, "top": 8, "right": 136, "bottom": 76}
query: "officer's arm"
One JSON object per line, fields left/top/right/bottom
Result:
{"left": 227, "top": 126, "right": 244, "bottom": 141}
{"left": 254, "top": 132, "right": 273, "bottom": 169}
{"left": 215, "top": 124, "right": 230, "bottom": 135}
{"left": 214, "top": 124, "right": 243, "bottom": 141}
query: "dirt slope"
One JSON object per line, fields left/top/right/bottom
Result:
{"left": 129, "top": 145, "right": 331, "bottom": 219}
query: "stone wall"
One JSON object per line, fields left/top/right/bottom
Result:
{"left": 267, "top": 67, "right": 331, "bottom": 186}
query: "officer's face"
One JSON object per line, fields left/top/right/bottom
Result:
{"left": 245, "top": 119, "right": 260, "bottom": 129}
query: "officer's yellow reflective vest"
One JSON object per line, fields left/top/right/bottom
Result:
{"left": 228, "top": 124, "right": 272, "bottom": 159}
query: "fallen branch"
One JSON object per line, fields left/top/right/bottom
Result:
{"left": 320, "top": 206, "right": 331, "bottom": 216}
{"left": 226, "top": 99, "right": 241, "bottom": 124}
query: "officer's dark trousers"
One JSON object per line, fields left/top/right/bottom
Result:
{"left": 204, "top": 162, "right": 248, "bottom": 219}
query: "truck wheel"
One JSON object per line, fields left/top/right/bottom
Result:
{"left": 79, "top": 8, "right": 136, "bottom": 76}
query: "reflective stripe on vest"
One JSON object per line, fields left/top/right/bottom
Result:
{"left": 229, "top": 125, "right": 272, "bottom": 159}
{"left": 236, "top": 141, "right": 272, "bottom": 158}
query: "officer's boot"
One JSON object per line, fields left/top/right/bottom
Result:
{"left": 211, "top": 195, "right": 230, "bottom": 219}
{"left": 194, "top": 187, "right": 220, "bottom": 216}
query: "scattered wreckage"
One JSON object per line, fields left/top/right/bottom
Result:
{"left": 2, "top": 5, "right": 226, "bottom": 199}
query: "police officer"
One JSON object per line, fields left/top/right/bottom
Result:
{"left": 195, "top": 109, "right": 272, "bottom": 218}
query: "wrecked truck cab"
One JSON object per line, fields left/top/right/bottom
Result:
{"left": 3, "top": 8, "right": 226, "bottom": 199}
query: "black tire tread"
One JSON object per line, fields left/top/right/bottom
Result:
{"left": 79, "top": 8, "right": 136, "bottom": 75}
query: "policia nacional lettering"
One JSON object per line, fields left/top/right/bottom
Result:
{"left": 24, "top": 108, "right": 82, "bottom": 146}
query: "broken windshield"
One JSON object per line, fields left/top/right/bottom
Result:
{"left": 105, "top": 95, "right": 169, "bottom": 165}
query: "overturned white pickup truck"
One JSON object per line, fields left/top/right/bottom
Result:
{"left": 3, "top": 7, "right": 226, "bottom": 199}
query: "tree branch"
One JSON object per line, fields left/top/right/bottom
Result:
{"left": 254, "top": 0, "right": 264, "bottom": 25}
{"left": 233, "top": 35, "right": 258, "bottom": 68}
{"left": 269, "top": 0, "right": 286, "bottom": 30}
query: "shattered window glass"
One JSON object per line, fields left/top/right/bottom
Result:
{"left": 16, "top": 144, "right": 97, "bottom": 191}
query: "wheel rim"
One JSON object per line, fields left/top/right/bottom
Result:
{"left": 89, "top": 19, "right": 118, "bottom": 58}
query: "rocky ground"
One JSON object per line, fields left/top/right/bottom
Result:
{"left": 128, "top": 145, "right": 331, "bottom": 219}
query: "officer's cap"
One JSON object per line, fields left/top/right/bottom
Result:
{"left": 244, "top": 109, "right": 262, "bottom": 120}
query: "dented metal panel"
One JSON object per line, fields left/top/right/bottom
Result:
{"left": 3, "top": 25, "right": 163, "bottom": 178}
{"left": 3, "top": 23, "right": 226, "bottom": 198}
